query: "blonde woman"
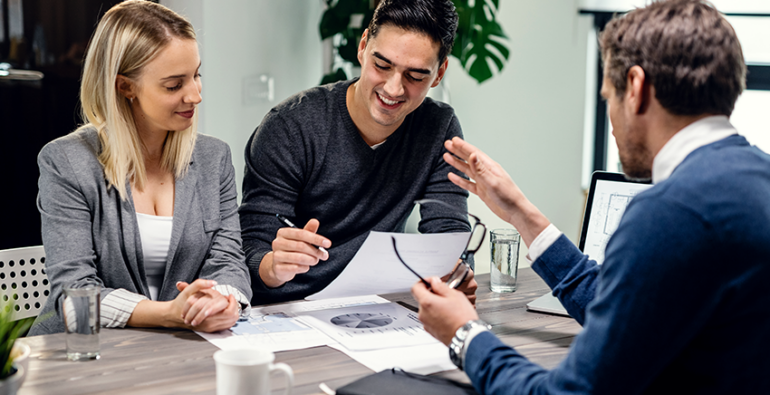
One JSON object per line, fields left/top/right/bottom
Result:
{"left": 30, "top": 1, "right": 251, "bottom": 335}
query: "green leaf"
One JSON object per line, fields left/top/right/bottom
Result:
{"left": 320, "top": 9, "right": 351, "bottom": 40}
{"left": 0, "top": 297, "right": 36, "bottom": 379}
{"left": 453, "top": 0, "right": 510, "bottom": 84}
{"left": 320, "top": 68, "right": 349, "bottom": 85}
{"left": 338, "top": 31, "right": 361, "bottom": 65}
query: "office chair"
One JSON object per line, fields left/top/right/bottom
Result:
{"left": 0, "top": 246, "right": 50, "bottom": 321}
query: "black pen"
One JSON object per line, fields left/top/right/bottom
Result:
{"left": 275, "top": 214, "right": 328, "bottom": 253}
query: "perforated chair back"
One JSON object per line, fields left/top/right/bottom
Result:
{"left": 0, "top": 246, "right": 50, "bottom": 321}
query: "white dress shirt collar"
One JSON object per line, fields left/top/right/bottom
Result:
{"left": 651, "top": 115, "right": 737, "bottom": 184}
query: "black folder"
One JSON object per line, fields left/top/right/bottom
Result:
{"left": 336, "top": 368, "right": 479, "bottom": 395}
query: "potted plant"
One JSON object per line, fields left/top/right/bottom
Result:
{"left": 319, "top": 0, "right": 510, "bottom": 84}
{"left": 0, "top": 303, "right": 34, "bottom": 395}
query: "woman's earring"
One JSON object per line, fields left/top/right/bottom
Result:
{"left": 128, "top": 96, "right": 134, "bottom": 104}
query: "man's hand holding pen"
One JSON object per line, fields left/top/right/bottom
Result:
{"left": 259, "top": 216, "right": 332, "bottom": 288}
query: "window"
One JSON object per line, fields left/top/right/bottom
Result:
{"left": 580, "top": 10, "right": 770, "bottom": 182}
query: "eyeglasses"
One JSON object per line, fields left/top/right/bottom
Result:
{"left": 391, "top": 199, "right": 487, "bottom": 289}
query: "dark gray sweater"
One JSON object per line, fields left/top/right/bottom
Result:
{"left": 240, "top": 79, "right": 470, "bottom": 305}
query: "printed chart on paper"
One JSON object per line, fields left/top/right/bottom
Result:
{"left": 196, "top": 295, "right": 390, "bottom": 352}
{"left": 298, "top": 302, "right": 436, "bottom": 351}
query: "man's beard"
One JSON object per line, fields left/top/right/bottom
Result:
{"left": 619, "top": 134, "right": 653, "bottom": 182}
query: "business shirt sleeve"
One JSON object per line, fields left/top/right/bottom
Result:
{"left": 37, "top": 141, "right": 147, "bottom": 329}
{"left": 464, "top": 196, "right": 720, "bottom": 394}
{"left": 417, "top": 114, "right": 472, "bottom": 247}
{"left": 195, "top": 143, "right": 253, "bottom": 305}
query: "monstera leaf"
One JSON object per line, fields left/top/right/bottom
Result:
{"left": 319, "top": 0, "right": 509, "bottom": 84}
{"left": 453, "top": 0, "right": 509, "bottom": 83}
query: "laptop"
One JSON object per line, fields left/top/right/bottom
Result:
{"left": 526, "top": 171, "right": 653, "bottom": 316}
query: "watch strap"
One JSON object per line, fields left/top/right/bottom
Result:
{"left": 449, "top": 320, "right": 491, "bottom": 370}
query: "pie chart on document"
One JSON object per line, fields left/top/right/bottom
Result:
{"left": 330, "top": 313, "right": 394, "bottom": 328}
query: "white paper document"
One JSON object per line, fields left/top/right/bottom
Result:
{"left": 297, "top": 302, "right": 438, "bottom": 351}
{"left": 197, "top": 295, "right": 456, "bottom": 374}
{"left": 197, "top": 295, "right": 388, "bottom": 352}
{"left": 328, "top": 342, "right": 455, "bottom": 375}
{"left": 308, "top": 231, "right": 470, "bottom": 300}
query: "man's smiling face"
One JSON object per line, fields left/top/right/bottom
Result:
{"left": 351, "top": 24, "right": 447, "bottom": 134}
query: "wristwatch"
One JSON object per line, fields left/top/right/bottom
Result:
{"left": 449, "top": 319, "right": 491, "bottom": 369}
{"left": 237, "top": 302, "right": 251, "bottom": 321}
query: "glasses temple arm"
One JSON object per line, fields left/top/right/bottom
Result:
{"left": 391, "top": 237, "right": 431, "bottom": 289}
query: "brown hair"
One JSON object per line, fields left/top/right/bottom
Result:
{"left": 80, "top": 0, "right": 198, "bottom": 199}
{"left": 599, "top": 0, "right": 746, "bottom": 116}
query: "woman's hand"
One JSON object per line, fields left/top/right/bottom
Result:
{"left": 175, "top": 280, "right": 239, "bottom": 332}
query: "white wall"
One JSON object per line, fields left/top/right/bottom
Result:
{"left": 445, "top": 2, "right": 591, "bottom": 273}
{"left": 162, "top": 0, "right": 591, "bottom": 276}
{"left": 162, "top": 0, "right": 324, "bottom": 198}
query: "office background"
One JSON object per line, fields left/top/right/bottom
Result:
{"left": 1, "top": 0, "right": 767, "bottom": 275}
{"left": 159, "top": 0, "right": 591, "bottom": 273}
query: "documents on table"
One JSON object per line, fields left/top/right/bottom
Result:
{"left": 328, "top": 342, "right": 455, "bottom": 374}
{"left": 197, "top": 295, "right": 455, "bottom": 374}
{"left": 298, "top": 302, "right": 437, "bottom": 351}
{"left": 307, "top": 231, "right": 471, "bottom": 300}
{"left": 196, "top": 295, "right": 386, "bottom": 352}
{"left": 199, "top": 231, "right": 470, "bottom": 373}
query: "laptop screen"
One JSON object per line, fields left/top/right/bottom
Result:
{"left": 578, "top": 172, "right": 652, "bottom": 265}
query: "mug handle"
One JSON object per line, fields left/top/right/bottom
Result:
{"left": 270, "top": 362, "right": 294, "bottom": 395}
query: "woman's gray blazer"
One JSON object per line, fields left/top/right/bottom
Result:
{"left": 30, "top": 128, "right": 253, "bottom": 335}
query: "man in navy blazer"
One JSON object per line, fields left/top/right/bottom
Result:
{"left": 413, "top": 1, "right": 770, "bottom": 393}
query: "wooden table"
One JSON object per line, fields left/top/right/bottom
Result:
{"left": 19, "top": 269, "right": 582, "bottom": 394}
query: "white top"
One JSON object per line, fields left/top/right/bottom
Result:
{"left": 528, "top": 115, "right": 738, "bottom": 263}
{"left": 136, "top": 212, "right": 174, "bottom": 300}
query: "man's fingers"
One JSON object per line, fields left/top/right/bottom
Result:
{"left": 468, "top": 152, "right": 489, "bottom": 177}
{"left": 443, "top": 152, "right": 471, "bottom": 175}
{"left": 445, "top": 137, "right": 480, "bottom": 159}
{"left": 447, "top": 172, "right": 478, "bottom": 195}
{"left": 275, "top": 227, "right": 331, "bottom": 255}
{"left": 411, "top": 280, "right": 433, "bottom": 303}
{"left": 303, "top": 218, "right": 320, "bottom": 233}
{"left": 273, "top": 261, "right": 312, "bottom": 278}
{"left": 427, "top": 277, "right": 453, "bottom": 296}
{"left": 273, "top": 251, "right": 321, "bottom": 267}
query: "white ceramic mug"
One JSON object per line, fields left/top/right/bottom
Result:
{"left": 213, "top": 349, "right": 294, "bottom": 395}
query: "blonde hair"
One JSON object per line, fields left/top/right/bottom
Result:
{"left": 79, "top": 0, "right": 198, "bottom": 199}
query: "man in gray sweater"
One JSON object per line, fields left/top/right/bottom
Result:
{"left": 240, "top": 0, "right": 475, "bottom": 304}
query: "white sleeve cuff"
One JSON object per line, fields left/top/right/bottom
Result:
{"left": 526, "top": 224, "right": 563, "bottom": 263}
{"left": 461, "top": 325, "right": 491, "bottom": 366}
{"left": 100, "top": 289, "right": 149, "bottom": 328}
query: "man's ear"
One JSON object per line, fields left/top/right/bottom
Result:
{"left": 116, "top": 74, "right": 135, "bottom": 100}
{"left": 626, "top": 65, "right": 648, "bottom": 115}
{"left": 431, "top": 58, "right": 449, "bottom": 88}
{"left": 357, "top": 29, "right": 369, "bottom": 66}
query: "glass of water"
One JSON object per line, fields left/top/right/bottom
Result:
{"left": 62, "top": 279, "right": 101, "bottom": 361}
{"left": 490, "top": 229, "right": 520, "bottom": 293}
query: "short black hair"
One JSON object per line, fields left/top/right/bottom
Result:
{"left": 367, "top": 0, "right": 458, "bottom": 63}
